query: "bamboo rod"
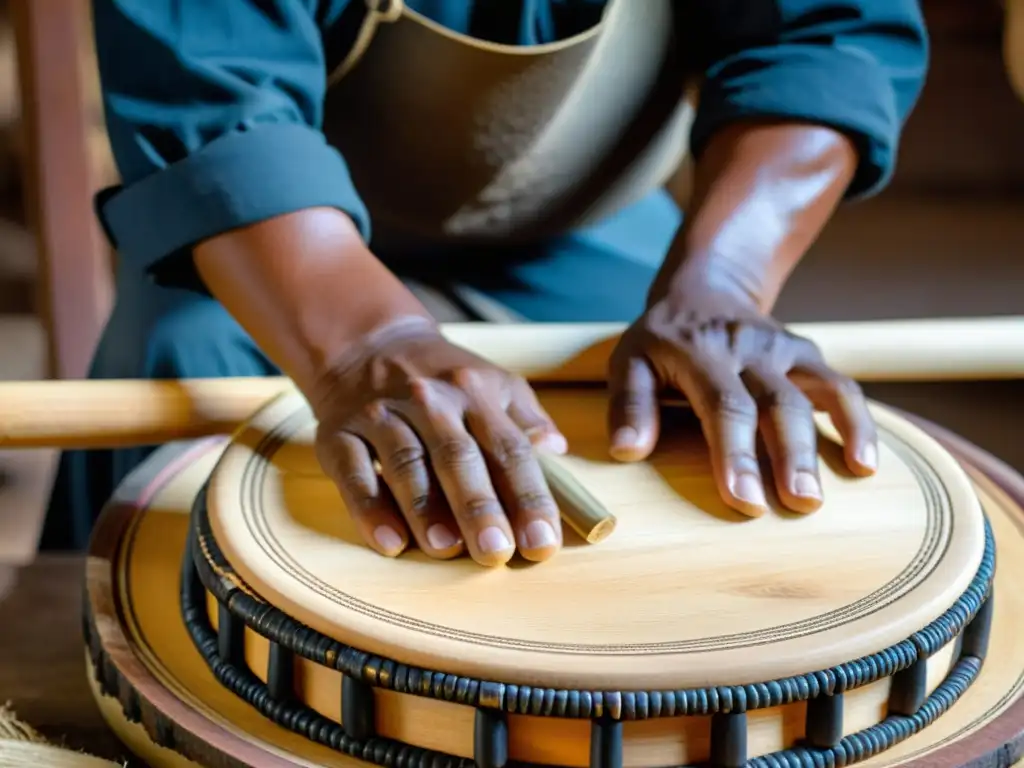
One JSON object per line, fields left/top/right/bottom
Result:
{"left": 0, "top": 316, "right": 1019, "bottom": 449}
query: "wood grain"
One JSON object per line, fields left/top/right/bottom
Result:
{"left": 206, "top": 389, "right": 987, "bottom": 693}
{"left": 81, "top": 413, "right": 1024, "bottom": 768}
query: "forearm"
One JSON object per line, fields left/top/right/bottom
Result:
{"left": 650, "top": 121, "right": 857, "bottom": 313}
{"left": 193, "top": 207, "right": 433, "bottom": 397}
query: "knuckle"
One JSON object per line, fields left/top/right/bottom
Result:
{"left": 614, "top": 391, "right": 649, "bottom": 420}
{"left": 434, "top": 437, "right": 479, "bottom": 468}
{"left": 407, "top": 493, "right": 433, "bottom": 518}
{"left": 452, "top": 366, "right": 484, "bottom": 391}
{"left": 457, "top": 496, "right": 504, "bottom": 522}
{"left": 407, "top": 376, "right": 433, "bottom": 405}
{"left": 781, "top": 441, "right": 819, "bottom": 462}
{"left": 710, "top": 390, "right": 758, "bottom": 421}
{"left": 338, "top": 471, "right": 372, "bottom": 495}
{"left": 724, "top": 450, "right": 760, "bottom": 474}
{"left": 349, "top": 492, "right": 381, "bottom": 515}
{"left": 387, "top": 445, "right": 426, "bottom": 476}
{"left": 361, "top": 399, "right": 390, "bottom": 424}
{"left": 765, "top": 389, "right": 813, "bottom": 417}
{"left": 331, "top": 472, "right": 382, "bottom": 514}
{"left": 730, "top": 321, "right": 762, "bottom": 350}
{"left": 490, "top": 434, "right": 535, "bottom": 468}
{"left": 514, "top": 490, "right": 559, "bottom": 515}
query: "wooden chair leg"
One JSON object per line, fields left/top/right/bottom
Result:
{"left": 11, "top": 0, "right": 111, "bottom": 380}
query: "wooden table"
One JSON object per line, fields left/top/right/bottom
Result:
{"left": 0, "top": 555, "right": 139, "bottom": 764}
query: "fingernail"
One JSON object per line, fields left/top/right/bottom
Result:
{"left": 793, "top": 472, "right": 822, "bottom": 500}
{"left": 539, "top": 432, "right": 568, "bottom": 454}
{"left": 612, "top": 427, "right": 640, "bottom": 447}
{"left": 732, "top": 473, "right": 767, "bottom": 507}
{"left": 478, "top": 526, "right": 513, "bottom": 554}
{"left": 426, "top": 524, "right": 460, "bottom": 551}
{"left": 373, "top": 525, "right": 404, "bottom": 554}
{"left": 859, "top": 443, "right": 878, "bottom": 470}
{"left": 522, "top": 520, "right": 558, "bottom": 550}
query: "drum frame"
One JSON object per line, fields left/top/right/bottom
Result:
{"left": 183, "top": 469, "right": 996, "bottom": 768}
{"left": 81, "top": 416, "right": 1024, "bottom": 768}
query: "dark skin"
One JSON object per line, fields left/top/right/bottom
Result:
{"left": 194, "top": 120, "right": 877, "bottom": 567}
{"left": 610, "top": 121, "right": 878, "bottom": 516}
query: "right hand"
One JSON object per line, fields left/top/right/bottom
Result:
{"left": 311, "top": 317, "right": 569, "bottom": 567}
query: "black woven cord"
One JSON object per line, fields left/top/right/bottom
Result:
{"left": 746, "top": 656, "right": 983, "bottom": 768}
{"left": 179, "top": 536, "right": 477, "bottom": 768}
{"left": 174, "top": 542, "right": 988, "bottom": 768}
{"left": 190, "top": 482, "right": 996, "bottom": 720}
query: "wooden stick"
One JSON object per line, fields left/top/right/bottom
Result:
{"left": 438, "top": 316, "right": 1024, "bottom": 383}
{"left": 0, "top": 377, "right": 289, "bottom": 449}
{"left": 537, "top": 453, "right": 617, "bottom": 544}
{"left": 0, "top": 316, "right": 1020, "bottom": 450}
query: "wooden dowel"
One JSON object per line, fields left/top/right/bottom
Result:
{"left": 441, "top": 316, "right": 1024, "bottom": 383}
{"left": 537, "top": 453, "right": 617, "bottom": 544}
{"left": 0, "top": 316, "right": 1020, "bottom": 450}
{"left": 0, "top": 377, "right": 289, "bottom": 449}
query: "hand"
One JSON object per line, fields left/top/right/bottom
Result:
{"left": 311, "top": 318, "right": 568, "bottom": 566}
{"left": 607, "top": 293, "right": 878, "bottom": 516}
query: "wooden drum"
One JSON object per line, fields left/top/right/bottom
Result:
{"left": 80, "top": 384, "right": 1024, "bottom": 768}
{"left": 68, "top": 317, "right": 1024, "bottom": 768}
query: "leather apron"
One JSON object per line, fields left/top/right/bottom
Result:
{"left": 321, "top": 0, "right": 696, "bottom": 253}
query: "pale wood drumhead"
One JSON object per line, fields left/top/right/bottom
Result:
{"left": 204, "top": 389, "right": 987, "bottom": 691}
{"left": 83, "top": 428, "right": 1024, "bottom": 768}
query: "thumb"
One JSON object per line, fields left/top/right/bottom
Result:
{"left": 608, "top": 356, "right": 659, "bottom": 462}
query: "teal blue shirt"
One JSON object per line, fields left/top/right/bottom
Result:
{"left": 93, "top": 0, "right": 928, "bottom": 278}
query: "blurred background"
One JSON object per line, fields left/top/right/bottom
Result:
{"left": 0, "top": 0, "right": 1022, "bottom": 561}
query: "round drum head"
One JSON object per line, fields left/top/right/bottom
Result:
{"left": 83, "top": 425, "right": 1024, "bottom": 768}
{"left": 205, "top": 390, "right": 987, "bottom": 690}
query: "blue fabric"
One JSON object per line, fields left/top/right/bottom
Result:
{"left": 90, "top": 0, "right": 928, "bottom": 281}
{"left": 100, "top": 123, "right": 371, "bottom": 274}
{"left": 687, "top": 0, "right": 930, "bottom": 198}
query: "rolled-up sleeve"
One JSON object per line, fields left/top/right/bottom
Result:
{"left": 93, "top": 0, "right": 370, "bottom": 280}
{"left": 687, "top": 0, "right": 929, "bottom": 198}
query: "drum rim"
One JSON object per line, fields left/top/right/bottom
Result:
{"left": 190, "top": 475, "right": 996, "bottom": 721}
{"left": 80, "top": 421, "right": 1024, "bottom": 768}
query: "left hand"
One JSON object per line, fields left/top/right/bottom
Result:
{"left": 607, "top": 291, "right": 878, "bottom": 516}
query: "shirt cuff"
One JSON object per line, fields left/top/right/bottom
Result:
{"left": 97, "top": 122, "right": 372, "bottom": 279}
{"left": 690, "top": 45, "right": 900, "bottom": 199}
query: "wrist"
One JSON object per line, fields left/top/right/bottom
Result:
{"left": 305, "top": 314, "right": 443, "bottom": 416}
{"left": 647, "top": 245, "right": 771, "bottom": 316}
{"left": 194, "top": 207, "right": 434, "bottom": 394}
{"left": 649, "top": 122, "right": 857, "bottom": 316}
